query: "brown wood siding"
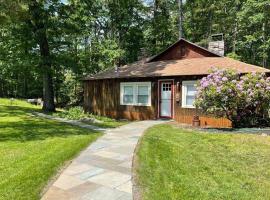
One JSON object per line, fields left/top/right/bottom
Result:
{"left": 173, "top": 76, "right": 232, "bottom": 128}
{"left": 151, "top": 40, "right": 219, "bottom": 62}
{"left": 174, "top": 108, "right": 232, "bottom": 128}
{"left": 84, "top": 76, "right": 232, "bottom": 128}
{"left": 84, "top": 78, "right": 158, "bottom": 120}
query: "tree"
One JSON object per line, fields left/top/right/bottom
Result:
{"left": 0, "top": 0, "right": 42, "bottom": 98}
{"left": 143, "top": 0, "right": 179, "bottom": 55}
{"left": 28, "top": 0, "right": 55, "bottom": 111}
{"left": 1, "top": 0, "right": 269, "bottom": 109}
{"left": 237, "top": 0, "right": 270, "bottom": 67}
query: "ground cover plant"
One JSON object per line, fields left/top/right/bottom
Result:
{"left": 195, "top": 69, "right": 270, "bottom": 127}
{"left": 52, "top": 106, "right": 128, "bottom": 128}
{"left": 0, "top": 99, "right": 102, "bottom": 200}
{"left": 137, "top": 124, "right": 270, "bottom": 200}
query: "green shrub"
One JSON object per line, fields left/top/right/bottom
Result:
{"left": 56, "top": 106, "right": 87, "bottom": 120}
{"left": 195, "top": 68, "right": 270, "bottom": 128}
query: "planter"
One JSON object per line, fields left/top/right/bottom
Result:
{"left": 192, "top": 115, "right": 201, "bottom": 127}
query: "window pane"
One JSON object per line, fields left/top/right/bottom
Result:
{"left": 187, "top": 85, "right": 197, "bottom": 96}
{"left": 123, "top": 95, "right": 133, "bottom": 104}
{"left": 138, "top": 95, "right": 148, "bottom": 104}
{"left": 138, "top": 86, "right": 148, "bottom": 95}
{"left": 123, "top": 86, "right": 133, "bottom": 104}
{"left": 138, "top": 85, "right": 149, "bottom": 104}
{"left": 124, "top": 86, "right": 133, "bottom": 95}
{"left": 186, "top": 95, "right": 195, "bottom": 106}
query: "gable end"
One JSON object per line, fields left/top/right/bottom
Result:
{"left": 148, "top": 38, "right": 221, "bottom": 62}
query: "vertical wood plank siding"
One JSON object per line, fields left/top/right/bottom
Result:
{"left": 173, "top": 76, "right": 232, "bottom": 128}
{"left": 84, "top": 78, "right": 158, "bottom": 120}
{"left": 83, "top": 76, "right": 231, "bottom": 128}
{"left": 150, "top": 40, "right": 219, "bottom": 62}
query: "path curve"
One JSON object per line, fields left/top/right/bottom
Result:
{"left": 42, "top": 120, "right": 164, "bottom": 200}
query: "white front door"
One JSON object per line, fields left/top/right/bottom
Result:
{"left": 160, "top": 81, "right": 173, "bottom": 118}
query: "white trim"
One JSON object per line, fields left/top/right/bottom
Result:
{"left": 120, "top": 82, "right": 151, "bottom": 106}
{"left": 158, "top": 79, "right": 174, "bottom": 119}
{"left": 182, "top": 80, "right": 197, "bottom": 108}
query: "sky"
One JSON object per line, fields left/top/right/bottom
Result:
{"left": 61, "top": 0, "right": 68, "bottom": 4}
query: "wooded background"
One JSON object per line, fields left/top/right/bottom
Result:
{"left": 0, "top": 0, "right": 269, "bottom": 110}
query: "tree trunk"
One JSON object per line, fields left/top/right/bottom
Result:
{"left": 178, "top": 0, "right": 184, "bottom": 39}
{"left": 42, "top": 66, "right": 55, "bottom": 111}
{"left": 39, "top": 33, "right": 55, "bottom": 111}
{"left": 29, "top": 0, "right": 55, "bottom": 111}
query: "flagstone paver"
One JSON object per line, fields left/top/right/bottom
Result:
{"left": 42, "top": 120, "right": 165, "bottom": 200}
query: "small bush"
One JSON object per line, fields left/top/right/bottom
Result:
{"left": 56, "top": 106, "right": 87, "bottom": 120}
{"left": 52, "top": 106, "right": 128, "bottom": 128}
{"left": 195, "top": 68, "right": 270, "bottom": 128}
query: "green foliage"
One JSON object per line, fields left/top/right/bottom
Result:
{"left": 53, "top": 106, "right": 128, "bottom": 128}
{"left": 55, "top": 106, "right": 87, "bottom": 120}
{"left": 184, "top": 0, "right": 270, "bottom": 67}
{"left": 55, "top": 70, "right": 83, "bottom": 106}
{"left": 137, "top": 124, "right": 270, "bottom": 200}
{"left": 143, "top": 0, "right": 179, "bottom": 55}
{"left": 226, "top": 52, "right": 242, "bottom": 60}
{"left": 0, "top": 0, "right": 269, "bottom": 107}
{"left": 195, "top": 69, "right": 270, "bottom": 127}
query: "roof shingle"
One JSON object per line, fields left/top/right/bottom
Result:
{"left": 84, "top": 57, "right": 270, "bottom": 80}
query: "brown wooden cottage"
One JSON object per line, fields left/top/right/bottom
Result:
{"left": 83, "top": 39, "right": 270, "bottom": 128}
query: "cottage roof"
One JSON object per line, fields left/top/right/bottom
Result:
{"left": 84, "top": 39, "right": 270, "bottom": 80}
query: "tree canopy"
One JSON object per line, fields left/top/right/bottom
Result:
{"left": 0, "top": 0, "right": 269, "bottom": 109}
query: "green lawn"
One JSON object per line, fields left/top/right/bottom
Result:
{"left": 136, "top": 124, "right": 270, "bottom": 200}
{"left": 84, "top": 114, "right": 128, "bottom": 128}
{"left": 0, "top": 99, "right": 102, "bottom": 200}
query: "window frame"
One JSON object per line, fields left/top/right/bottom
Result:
{"left": 120, "top": 82, "right": 151, "bottom": 106}
{"left": 182, "top": 80, "right": 197, "bottom": 108}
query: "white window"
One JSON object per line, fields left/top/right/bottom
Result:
{"left": 120, "top": 82, "right": 151, "bottom": 106}
{"left": 182, "top": 81, "right": 197, "bottom": 108}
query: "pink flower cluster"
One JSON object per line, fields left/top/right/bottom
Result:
{"left": 195, "top": 68, "right": 270, "bottom": 127}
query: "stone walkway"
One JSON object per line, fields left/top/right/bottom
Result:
{"left": 42, "top": 120, "right": 165, "bottom": 200}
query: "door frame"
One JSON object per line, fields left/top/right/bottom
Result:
{"left": 158, "top": 79, "right": 174, "bottom": 119}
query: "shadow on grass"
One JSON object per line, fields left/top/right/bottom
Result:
{"left": 201, "top": 127, "right": 270, "bottom": 134}
{"left": 0, "top": 105, "right": 99, "bottom": 142}
{"left": 0, "top": 105, "right": 40, "bottom": 115}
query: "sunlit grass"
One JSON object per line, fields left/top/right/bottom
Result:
{"left": 0, "top": 98, "right": 40, "bottom": 108}
{"left": 137, "top": 124, "right": 270, "bottom": 200}
{"left": 0, "top": 99, "right": 102, "bottom": 200}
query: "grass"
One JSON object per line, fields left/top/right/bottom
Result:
{"left": 136, "top": 124, "right": 270, "bottom": 200}
{"left": 0, "top": 99, "right": 102, "bottom": 200}
{"left": 85, "top": 114, "right": 128, "bottom": 128}
{"left": 0, "top": 98, "right": 40, "bottom": 108}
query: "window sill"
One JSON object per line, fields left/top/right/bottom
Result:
{"left": 182, "top": 105, "right": 196, "bottom": 109}
{"left": 120, "top": 104, "right": 151, "bottom": 107}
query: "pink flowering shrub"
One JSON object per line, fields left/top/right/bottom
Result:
{"left": 195, "top": 68, "right": 270, "bottom": 128}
